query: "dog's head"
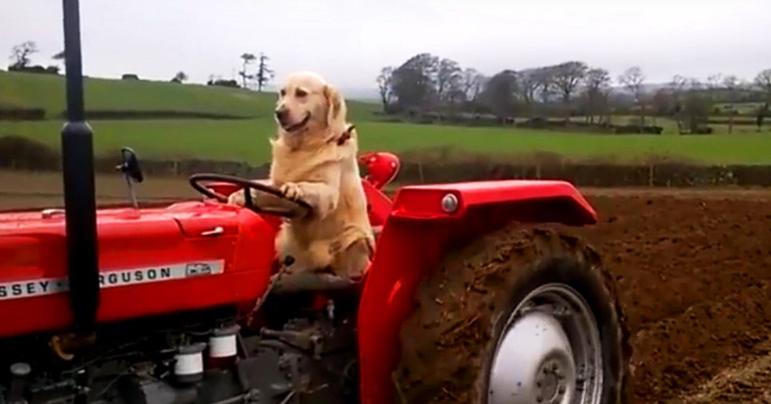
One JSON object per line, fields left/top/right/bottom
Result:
{"left": 274, "top": 72, "right": 347, "bottom": 142}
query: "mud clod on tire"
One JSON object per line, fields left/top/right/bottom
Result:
{"left": 393, "top": 224, "right": 631, "bottom": 404}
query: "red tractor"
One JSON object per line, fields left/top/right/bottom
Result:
{"left": 0, "top": 2, "right": 629, "bottom": 403}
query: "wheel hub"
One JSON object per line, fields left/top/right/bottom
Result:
{"left": 536, "top": 359, "right": 569, "bottom": 403}
{"left": 487, "top": 283, "right": 604, "bottom": 404}
{"left": 487, "top": 311, "right": 575, "bottom": 404}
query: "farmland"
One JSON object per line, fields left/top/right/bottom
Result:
{"left": 2, "top": 69, "right": 771, "bottom": 402}
{"left": 572, "top": 188, "right": 771, "bottom": 402}
{"left": 4, "top": 0, "right": 771, "bottom": 400}
{"left": 1, "top": 171, "right": 770, "bottom": 402}
{"left": 2, "top": 71, "right": 771, "bottom": 165}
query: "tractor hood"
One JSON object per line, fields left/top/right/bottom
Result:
{"left": 0, "top": 201, "right": 277, "bottom": 337}
{"left": 0, "top": 202, "right": 238, "bottom": 235}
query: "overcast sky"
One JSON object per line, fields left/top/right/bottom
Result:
{"left": 1, "top": 0, "right": 769, "bottom": 97}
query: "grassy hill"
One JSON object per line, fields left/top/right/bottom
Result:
{"left": 2, "top": 70, "right": 771, "bottom": 166}
{"left": 0, "top": 71, "right": 376, "bottom": 119}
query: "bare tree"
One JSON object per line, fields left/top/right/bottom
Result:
{"left": 583, "top": 68, "right": 611, "bottom": 123}
{"left": 585, "top": 68, "right": 611, "bottom": 88}
{"left": 669, "top": 75, "right": 688, "bottom": 118}
{"left": 9, "top": 41, "right": 38, "bottom": 69}
{"left": 517, "top": 69, "right": 541, "bottom": 117}
{"left": 753, "top": 69, "right": 770, "bottom": 132}
{"left": 238, "top": 53, "right": 256, "bottom": 88}
{"left": 435, "top": 58, "right": 462, "bottom": 105}
{"left": 669, "top": 74, "right": 701, "bottom": 133}
{"left": 461, "top": 68, "right": 485, "bottom": 101}
{"left": 651, "top": 88, "right": 675, "bottom": 117}
{"left": 618, "top": 66, "right": 647, "bottom": 124}
{"left": 171, "top": 71, "right": 188, "bottom": 84}
{"left": 552, "top": 61, "right": 588, "bottom": 120}
{"left": 532, "top": 66, "right": 555, "bottom": 104}
{"left": 670, "top": 75, "right": 688, "bottom": 93}
{"left": 390, "top": 53, "right": 440, "bottom": 111}
{"left": 706, "top": 74, "right": 723, "bottom": 92}
{"left": 376, "top": 66, "right": 394, "bottom": 112}
{"left": 255, "top": 53, "right": 274, "bottom": 92}
{"left": 480, "top": 70, "right": 518, "bottom": 120}
{"left": 756, "top": 69, "right": 771, "bottom": 101}
{"left": 722, "top": 75, "right": 739, "bottom": 134}
{"left": 758, "top": 103, "right": 768, "bottom": 132}
{"left": 665, "top": 77, "right": 711, "bottom": 134}
{"left": 681, "top": 79, "right": 712, "bottom": 134}
{"left": 687, "top": 77, "right": 704, "bottom": 89}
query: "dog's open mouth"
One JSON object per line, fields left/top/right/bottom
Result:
{"left": 282, "top": 113, "right": 311, "bottom": 132}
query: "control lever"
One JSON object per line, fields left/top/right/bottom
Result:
{"left": 115, "top": 147, "right": 144, "bottom": 209}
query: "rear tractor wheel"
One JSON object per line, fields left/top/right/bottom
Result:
{"left": 394, "top": 225, "right": 630, "bottom": 404}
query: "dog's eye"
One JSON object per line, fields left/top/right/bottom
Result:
{"left": 295, "top": 89, "right": 308, "bottom": 98}
{"left": 279, "top": 89, "right": 286, "bottom": 97}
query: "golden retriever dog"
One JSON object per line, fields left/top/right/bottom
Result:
{"left": 229, "top": 72, "right": 374, "bottom": 281}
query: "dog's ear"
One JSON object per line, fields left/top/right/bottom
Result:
{"left": 324, "top": 84, "right": 347, "bottom": 129}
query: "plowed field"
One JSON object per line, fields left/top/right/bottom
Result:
{"left": 572, "top": 189, "right": 771, "bottom": 403}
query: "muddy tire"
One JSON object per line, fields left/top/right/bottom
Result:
{"left": 394, "top": 225, "right": 630, "bottom": 404}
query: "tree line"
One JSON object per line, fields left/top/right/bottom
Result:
{"left": 377, "top": 53, "right": 771, "bottom": 132}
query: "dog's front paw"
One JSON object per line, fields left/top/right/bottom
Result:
{"left": 227, "top": 190, "right": 245, "bottom": 206}
{"left": 280, "top": 182, "right": 304, "bottom": 201}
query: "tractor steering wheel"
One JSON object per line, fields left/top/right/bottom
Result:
{"left": 188, "top": 173, "right": 311, "bottom": 218}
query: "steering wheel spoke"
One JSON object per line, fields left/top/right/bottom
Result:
{"left": 188, "top": 173, "right": 311, "bottom": 219}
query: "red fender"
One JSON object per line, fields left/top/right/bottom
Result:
{"left": 357, "top": 180, "right": 596, "bottom": 404}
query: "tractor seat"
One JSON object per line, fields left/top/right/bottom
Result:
{"left": 270, "top": 226, "right": 380, "bottom": 295}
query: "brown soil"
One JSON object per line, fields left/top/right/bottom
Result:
{"left": 683, "top": 339, "right": 771, "bottom": 403}
{"left": 572, "top": 190, "right": 771, "bottom": 402}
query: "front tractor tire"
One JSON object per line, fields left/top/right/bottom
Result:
{"left": 394, "top": 225, "right": 630, "bottom": 404}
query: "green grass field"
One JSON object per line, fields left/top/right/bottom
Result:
{"left": 0, "top": 71, "right": 376, "bottom": 119}
{"left": 1, "top": 71, "right": 272, "bottom": 118}
{"left": 4, "top": 118, "right": 771, "bottom": 165}
{"left": 2, "top": 71, "right": 770, "bottom": 165}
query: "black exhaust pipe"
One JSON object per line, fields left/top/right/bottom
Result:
{"left": 61, "top": 0, "right": 100, "bottom": 335}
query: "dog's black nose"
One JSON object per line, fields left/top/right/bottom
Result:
{"left": 275, "top": 109, "right": 289, "bottom": 123}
